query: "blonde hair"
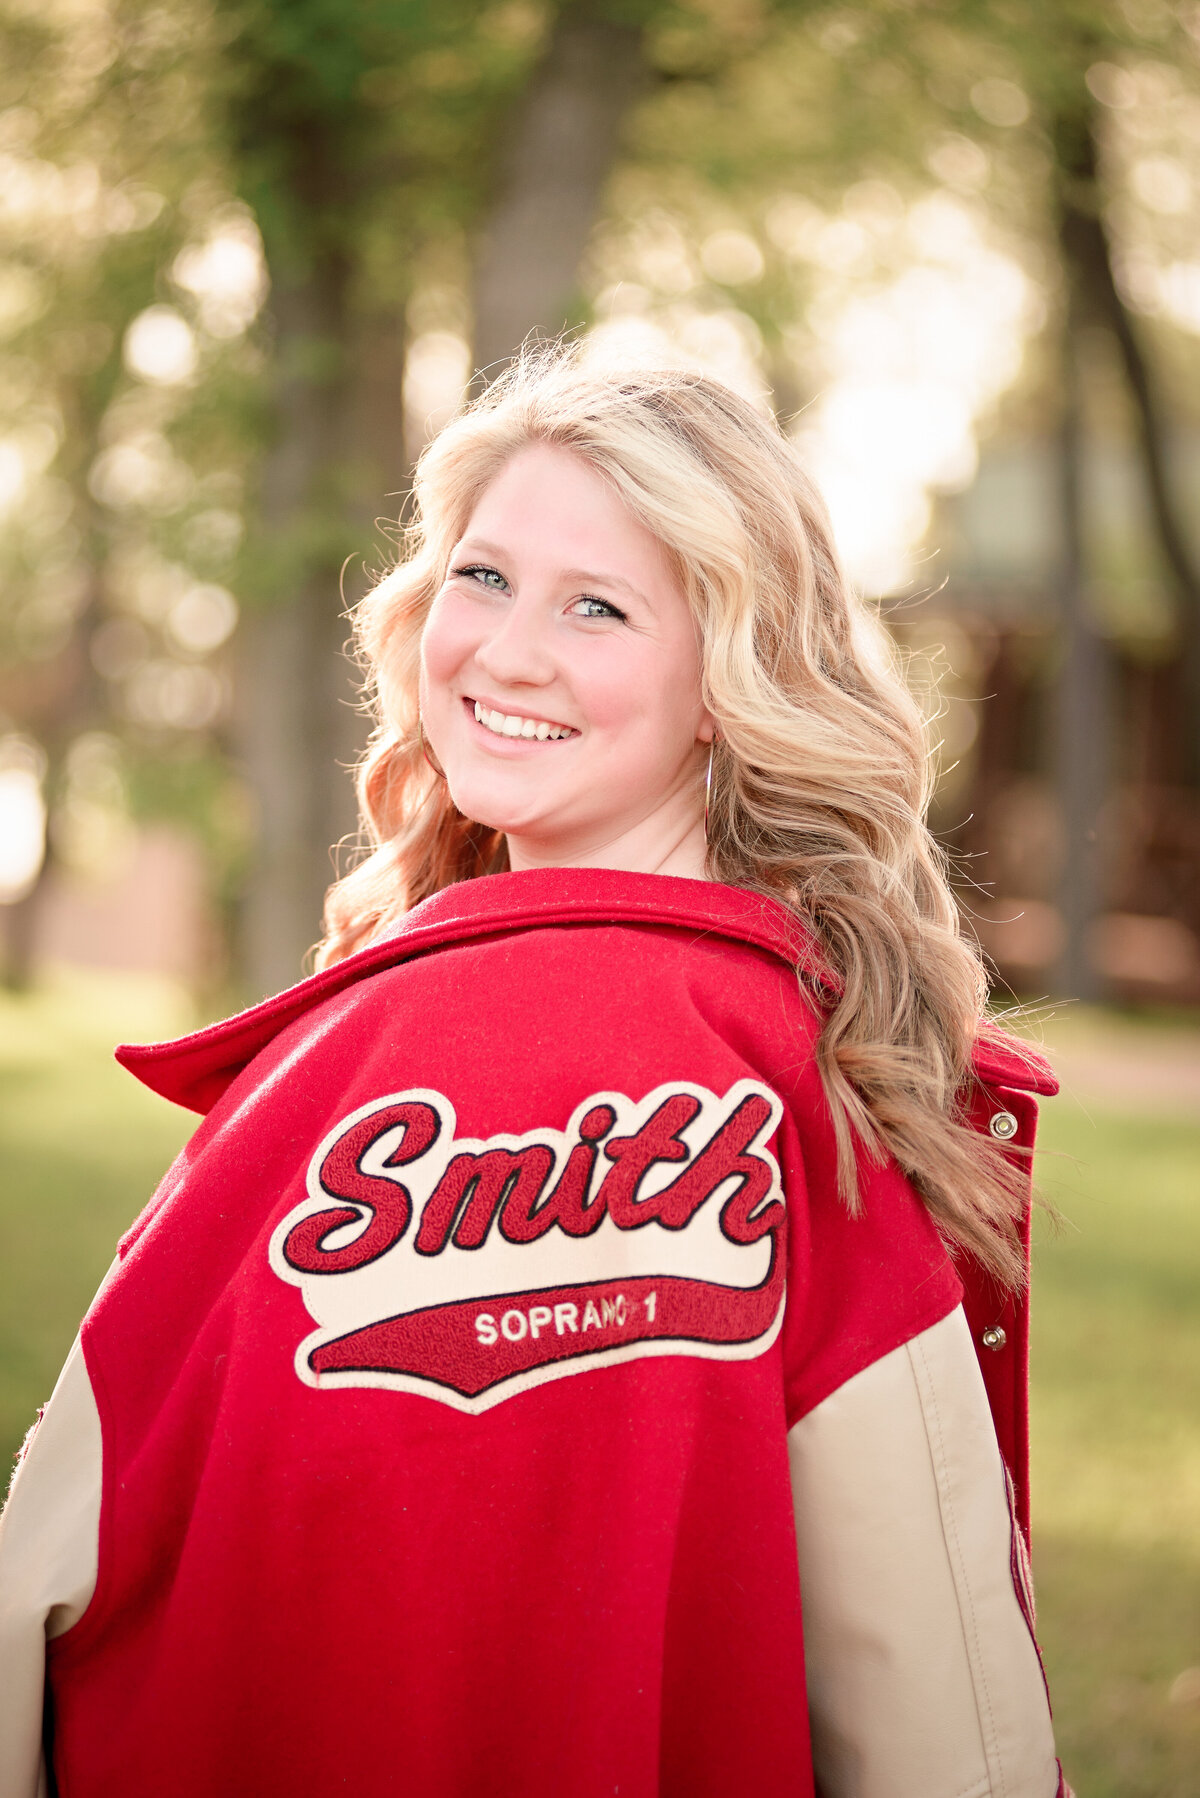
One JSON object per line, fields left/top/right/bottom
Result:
{"left": 319, "top": 347, "right": 1028, "bottom": 1285}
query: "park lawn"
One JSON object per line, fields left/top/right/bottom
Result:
{"left": 0, "top": 971, "right": 195, "bottom": 1459}
{"left": 1, "top": 975, "right": 1198, "bottom": 1792}
{"left": 1031, "top": 1096, "right": 1200, "bottom": 1797}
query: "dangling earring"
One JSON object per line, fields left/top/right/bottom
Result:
{"left": 703, "top": 737, "right": 715, "bottom": 845}
{"left": 418, "top": 716, "right": 445, "bottom": 779}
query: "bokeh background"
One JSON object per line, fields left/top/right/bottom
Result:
{"left": 1, "top": 1, "right": 1198, "bottom": 1790}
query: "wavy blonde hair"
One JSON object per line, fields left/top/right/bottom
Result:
{"left": 319, "top": 347, "right": 1028, "bottom": 1285}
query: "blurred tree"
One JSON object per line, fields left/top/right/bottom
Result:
{"left": 1053, "top": 252, "right": 1110, "bottom": 1001}
{"left": 211, "top": 0, "right": 538, "bottom": 993}
{"left": 1051, "top": 66, "right": 1200, "bottom": 785}
{"left": 0, "top": 0, "right": 249, "bottom": 988}
{"left": 5, "top": 0, "right": 1199, "bottom": 1007}
{"left": 634, "top": 0, "right": 1200, "bottom": 1000}
{"left": 973, "top": 1, "right": 1200, "bottom": 994}
{"left": 225, "top": 0, "right": 751, "bottom": 990}
{"left": 470, "top": 0, "right": 649, "bottom": 377}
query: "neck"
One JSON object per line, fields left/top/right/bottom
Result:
{"left": 504, "top": 813, "right": 710, "bottom": 882}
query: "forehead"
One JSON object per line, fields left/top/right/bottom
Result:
{"left": 460, "top": 444, "right": 680, "bottom": 597}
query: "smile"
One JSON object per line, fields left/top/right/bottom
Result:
{"left": 471, "top": 700, "right": 577, "bottom": 741}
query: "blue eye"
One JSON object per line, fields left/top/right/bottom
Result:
{"left": 454, "top": 564, "right": 508, "bottom": 591}
{"left": 574, "top": 596, "right": 625, "bottom": 621}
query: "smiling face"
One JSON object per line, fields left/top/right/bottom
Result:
{"left": 418, "top": 442, "right": 715, "bottom": 878}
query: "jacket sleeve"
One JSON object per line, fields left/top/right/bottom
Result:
{"left": 788, "top": 1304, "right": 1061, "bottom": 1798}
{"left": 0, "top": 1331, "right": 104, "bottom": 1798}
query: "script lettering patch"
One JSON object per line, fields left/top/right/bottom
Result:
{"left": 269, "top": 1080, "right": 786, "bottom": 1413}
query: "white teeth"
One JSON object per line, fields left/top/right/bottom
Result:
{"left": 472, "top": 701, "right": 573, "bottom": 741}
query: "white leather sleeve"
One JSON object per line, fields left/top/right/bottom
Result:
{"left": 0, "top": 1331, "right": 104, "bottom": 1798}
{"left": 788, "top": 1305, "right": 1058, "bottom": 1798}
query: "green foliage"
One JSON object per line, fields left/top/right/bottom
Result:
{"left": 3, "top": 0, "right": 1199, "bottom": 986}
{"left": 0, "top": 0, "right": 258, "bottom": 729}
{"left": 213, "top": 0, "right": 548, "bottom": 278}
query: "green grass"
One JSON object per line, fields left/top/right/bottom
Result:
{"left": 2, "top": 977, "right": 1198, "bottom": 1790}
{"left": 1032, "top": 1099, "right": 1200, "bottom": 1797}
{"left": 0, "top": 971, "right": 196, "bottom": 1459}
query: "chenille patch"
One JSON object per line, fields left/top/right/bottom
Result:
{"left": 269, "top": 1080, "right": 786, "bottom": 1413}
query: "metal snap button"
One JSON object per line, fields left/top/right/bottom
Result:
{"left": 989, "top": 1110, "right": 1019, "bottom": 1141}
{"left": 981, "top": 1326, "right": 1007, "bottom": 1351}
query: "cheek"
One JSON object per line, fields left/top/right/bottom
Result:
{"left": 420, "top": 593, "right": 476, "bottom": 693}
{"left": 585, "top": 647, "right": 701, "bottom": 754}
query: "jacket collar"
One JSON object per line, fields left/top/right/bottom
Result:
{"left": 116, "top": 867, "right": 1056, "bottom": 1112}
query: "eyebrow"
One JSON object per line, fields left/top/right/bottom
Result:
{"left": 454, "top": 538, "right": 650, "bottom": 606}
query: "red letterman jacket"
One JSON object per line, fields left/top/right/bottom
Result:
{"left": 40, "top": 868, "right": 1059, "bottom": 1798}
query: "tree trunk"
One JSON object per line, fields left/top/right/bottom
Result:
{"left": 234, "top": 266, "right": 406, "bottom": 998}
{"left": 470, "top": 0, "right": 648, "bottom": 378}
{"left": 1057, "top": 104, "right": 1200, "bottom": 787}
{"left": 1, "top": 540, "right": 105, "bottom": 991}
{"left": 1, "top": 845, "right": 50, "bottom": 991}
{"left": 234, "top": 0, "right": 651, "bottom": 997}
{"left": 1052, "top": 303, "right": 1109, "bottom": 1002}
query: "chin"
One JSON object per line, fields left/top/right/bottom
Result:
{"left": 446, "top": 779, "right": 541, "bottom": 839}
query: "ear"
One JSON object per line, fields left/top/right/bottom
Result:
{"left": 697, "top": 710, "right": 717, "bottom": 746}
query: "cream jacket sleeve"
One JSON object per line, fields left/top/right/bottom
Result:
{"left": 789, "top": 1304, "right": 1059, "bottom": 1798}
{"left": 0, "top": 1319, "right": 106, "bottom": 1798}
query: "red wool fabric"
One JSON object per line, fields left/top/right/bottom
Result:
{"left": 46, "top": 869, "right": 1053, "bottom": 1798}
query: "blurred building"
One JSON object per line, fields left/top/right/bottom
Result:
{"left": 931, "top": 435, "right": 1200, "bottom": 1003}
{"left": 1, "top": 821, "right": 219, "bottom": 990}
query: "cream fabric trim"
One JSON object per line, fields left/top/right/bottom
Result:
{"left": 788, "top": 1306, "right": 1058, "bottom": 1798}
{"left": 0, "top": 1315, "right": 105, "bottom": 1798}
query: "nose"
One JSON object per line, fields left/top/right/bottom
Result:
{"left": 474, "top": 593, "right": 555, "bottom": 687}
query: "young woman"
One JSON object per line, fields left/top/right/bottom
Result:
{"left": 0, "top": 351, "right": 1068, "bottom": 1797}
